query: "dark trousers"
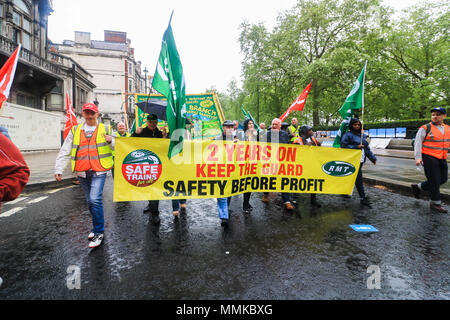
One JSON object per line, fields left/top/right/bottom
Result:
{"left": 421, "top": 154, "right": 448, "bottom": 202}
{"left": 355, "top": 163, "right": 366, "bottom": 200}
{"left": 148, "top": 200, "right": 159, "bottom": 215}
{"left": 243, "top": 192, "right": 251, "bottom": 209}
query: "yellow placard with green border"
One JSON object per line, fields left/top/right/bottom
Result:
{"left": 134, "top": 93, "right": 225, "bottom": 139}
{"left": 113, "top": 138, "right": 362, "bottom": 202}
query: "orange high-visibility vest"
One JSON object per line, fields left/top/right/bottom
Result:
{"left": 72, "top": 124, "right": 113, "bottom": 172}
{"left": 421, "top": 122, "right": 450, "bottom": 160}
{"left": 293, "top": 136, "right": 319, "bottom": 146}
{"left": 293, "top": 137, "right": 304, "bottom": 145}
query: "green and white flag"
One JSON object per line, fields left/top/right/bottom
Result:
{"left": 152, "top": 13, "right": 186, "bottom": 158}
{"left": 333, "top": 62, "right": 367, "bottom": 148}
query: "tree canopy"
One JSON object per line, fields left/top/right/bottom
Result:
{"left": 216, "top": 0, "right": 449, "bottom": 127}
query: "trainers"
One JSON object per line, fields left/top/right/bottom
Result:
{"left": 411, "top": 184, "right": 421, "bottom": 199}
{"left": 284, "top": 202, "right": 294, "bottom": 210}
{"left": 88, "top": 232, "right": 95, "bottom": 240}
{"left": 88, "top": 234, "right": 104, "bottom": 248}
{"left": 262, "top": 195, "right": 269, "bottom": 203}
{"left": 430, "top": 203, "right": 448, "bottom": 213}
{"left": 221, "top": 219, "right": 229, "bottom": 227}
{"left": 360, "top": 197, "right": 371, "bottom": 207}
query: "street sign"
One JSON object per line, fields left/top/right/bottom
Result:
{"left": 349, "top": 225, "right": 379, "bottom": 232}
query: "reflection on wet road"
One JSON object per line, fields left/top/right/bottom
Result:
{"left": 0, "top": 178, "right": 448, "bottom": 299}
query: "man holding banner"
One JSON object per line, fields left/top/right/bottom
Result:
{"left": 261, "top": 118, "right": 294, "bottom": 211}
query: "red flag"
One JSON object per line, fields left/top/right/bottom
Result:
{"left": 279, "top": 82, "right": 312, "bottom": 122}
{"left": 63, "top": 93, "right": 78, "bottom": 140}
{"left": 0, "top": 45, "right": 21, "bottom": 111}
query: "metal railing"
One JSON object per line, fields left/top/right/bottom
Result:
{"left": 0, "top": 35, "right": 61, "bottom": 75}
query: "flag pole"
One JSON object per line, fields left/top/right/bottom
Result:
{"left": 361, "top": 61, "right": 367, "bottom": 145}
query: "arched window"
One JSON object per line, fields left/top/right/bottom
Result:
{"left": 13, "top": 0, "right": 31, "bottom": 15}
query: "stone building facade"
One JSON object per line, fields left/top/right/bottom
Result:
{"left": 52, "top": 30, "right": 147, "bottom": 124}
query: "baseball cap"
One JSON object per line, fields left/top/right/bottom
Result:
{"left": 431, "top": 107, "right": 446, "bottom": 115}
{"left": 82, "top": 103, "right": 98, "bottom": 113}
{"left": 147, "top": 114, "right": 158, "bottom": 121}
{"left": 222, "top": 120, "right": 234, "bottom": 127}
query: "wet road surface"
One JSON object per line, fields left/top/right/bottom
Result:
{"left": 0, "top": 177, "right": 449, "bottom": 299}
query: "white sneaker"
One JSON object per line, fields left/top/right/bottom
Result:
{"left": 88, "top": 234, "right": 104, "bottom": 248}
{"left": 88, "top": 232, "right": 95, "bottom": 240}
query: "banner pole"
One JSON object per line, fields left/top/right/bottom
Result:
{"left": 361, "top": 61, "right": 367, "bottom": 145}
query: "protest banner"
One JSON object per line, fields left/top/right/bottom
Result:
{"left": 113, "top": 138, "right": 361, "bottom": 202}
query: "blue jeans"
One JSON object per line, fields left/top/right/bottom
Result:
{"left": 217, "top": 198, "right": 229, "bottom": 220}
{"left": 172, "top": 199, "right": 186, "bottom": 211}
{"left": 78, "top": 172, "right": 107, "bottom": 234}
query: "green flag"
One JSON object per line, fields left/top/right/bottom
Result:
{"left": 241, "top": 106, "right": 260, "bottom": 131}
{"left": 152, "top": 13, "right": 186, "bottom": 158}
{"left": 333, "top": 62, "right": 367, "bottom": 148}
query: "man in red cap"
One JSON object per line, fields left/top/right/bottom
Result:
{"left": 55, "top": 103, "right": 114, "bottom": 248}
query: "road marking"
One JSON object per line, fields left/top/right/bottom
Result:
{"left": 28, "top": 196, "right": 49, "bottom": 204}
{"left": 0, "top": 207, "right": 24, "bottom": 218}
{"left": 48, "top": 186, "right": 75, "bottom": 194}
{"left": 6, "top": 197, "right": 27, "bottom": 205}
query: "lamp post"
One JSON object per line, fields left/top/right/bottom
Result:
{"left": 143, "top": 67, "right": 148, "bottom": 94}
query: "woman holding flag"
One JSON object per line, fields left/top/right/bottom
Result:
{"left": 340, "top": 118, "right": 376, "bottom": 207}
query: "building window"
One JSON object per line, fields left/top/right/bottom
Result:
{"left": 22, "top": 32, "right": 30, "bottom": 50}
{"left": 11, "top": 9, "right": 32, "bottom": 50}
{"left": 12, "top": 11, "right": 21, "bottom": 25}
{"left": 129, "top": 79, "right": 133, "bottom": 93}
{"left": 13, "top": 0, "right": 31, "bottom": 15}
{"left": 128, "top": 62, "right": 133, "bottom": 77}
{"left": 23, "top": 18, "right": 30, "bottom": 32}
{"left": 12, "top": 28, "right": 20, "bottom": 44}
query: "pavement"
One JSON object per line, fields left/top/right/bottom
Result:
{"left": 20, "top": 147, "right": 449, "bottom": 201}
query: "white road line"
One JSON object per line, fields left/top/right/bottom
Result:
{"left": 48, "top": 186, "right": 75, "bottom": 194}
{"left": 0, "top": 207, "right": 24, "bottom": 218}
{"left": 5, "top": 197, "right": 28, "bottom": 205}
{"left": 28, "top": 196, "right": 49, "bottom": 204}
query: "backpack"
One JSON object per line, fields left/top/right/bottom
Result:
{"left": 411, "top": 123, "right": 431, "bottom": 147}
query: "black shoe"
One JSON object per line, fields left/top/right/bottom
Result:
{"left": 221, "top": 219, "right": 229, "bottom": 227}
{"left": 360, "top": 197, "right": 371, "bottom": 207}
{"left": 411, "top": 184, "right": 421, "bottom": 199}
{"left": 150, "top": 213, "right": 161, "bottom": 225}
{"left": 430, "top": 203, "right": 448, "bottom": 213}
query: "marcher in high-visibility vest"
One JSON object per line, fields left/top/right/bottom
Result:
{"left": 412, "top": 107, "right": 449, "bottom": 213}
{"left": 293, "top": 125, "right": 322, "bottom": 208}
{"left": 55, "top": 103, "right": 114, "bottom": 248}
{"left": 287, "top": 118, "right": 300, "bottom": 143}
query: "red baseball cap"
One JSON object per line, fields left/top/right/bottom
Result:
{"left": 82, "top": 103, "right": 98, "bottom": 113}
